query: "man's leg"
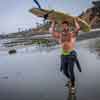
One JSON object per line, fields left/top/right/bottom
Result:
{"left": 69, "top": 60, "right": 75, "bottom": 87}
{"left": 63, "top": 62, "right": 70, "bottom": 79}
{"left": 70, "top": 50, "right": 82, "bottom": 72}
{"left": 60, "top": 55, "right": 70, "bottom": 79}
{"left": 63, "top": 62, "right": 72, "bottom": 87}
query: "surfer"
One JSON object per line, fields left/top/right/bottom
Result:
{"left": 49, "top": 18, "right": 82, "bottom": 91}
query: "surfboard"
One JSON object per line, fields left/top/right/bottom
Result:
{"left": 29, "top": 7, "right": 91, "bottom": 32}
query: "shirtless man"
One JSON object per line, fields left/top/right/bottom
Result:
{"left": 49, "top": 18, "right": 82, "bottom": 91}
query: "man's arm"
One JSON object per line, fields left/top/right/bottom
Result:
{"left": 49, "top": 20, "right": 60, "bottom": 40}
{"left": 73, "top": 18, "right": 80, "bottom": 36}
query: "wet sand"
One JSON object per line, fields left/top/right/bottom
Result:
{"left": 0, "top": 38, "right": 100, "bottom": 100}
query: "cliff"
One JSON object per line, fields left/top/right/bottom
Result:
{"left": 79, "top": 0, "right": 100, "bottom": 28}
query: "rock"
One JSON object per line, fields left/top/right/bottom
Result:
{"left": 8, "top": 49, "right": 17, "bottom": 54}
{"left": 79, "top": 0, "right": 100, "bottom": 29}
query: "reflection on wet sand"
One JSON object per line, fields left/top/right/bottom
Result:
{"left": 0, "top": 37, "right": 100, "bottom": 100}
{"left": 87, "top": 38, "right": 100, "bottom": 58}
{"left": 93, "top": 39, "right": 100, "bottom": 57}
{"left": 7, "top": 44, "right": 59, "bottom": 55}
{"left": 67, "top": 84, "right": 77, "bottom": 100}
{"left": 67, "top": 92, "right": 76, "bottom": 100}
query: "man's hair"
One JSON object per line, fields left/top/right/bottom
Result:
{"left": 62, "top": 21, "right": 69, "bottom": 25}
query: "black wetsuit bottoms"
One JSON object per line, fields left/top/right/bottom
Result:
{"left": 60, "top": 50, "right": 81, "bottom": 87}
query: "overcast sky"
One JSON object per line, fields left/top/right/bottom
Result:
{"left": 0, "top": 0, "right": 94, "bottom": 34}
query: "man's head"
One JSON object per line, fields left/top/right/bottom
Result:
{"left": 61, "top": 21, "right": 69, "bottom": 32}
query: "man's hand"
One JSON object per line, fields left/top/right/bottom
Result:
{"left": 49, "top": 16, "right": 56, "bottom": 33}
{"left": 74, "top": 17, "right": 78, "bottom": 21}
{"left": 73, "top": 17, "right": 80, "bottom": 36}
{"left": 49, "top": 16, "right": 60, "bottom": 40}
{"left": 50, "top": 16, "right": 57, "bottom": 24}
{"left": 74, "top": 18, "right": 80, "bottom": 28}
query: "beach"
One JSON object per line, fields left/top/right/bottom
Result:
{"left": 0, "top": 31, "right": 100, "bottom": 100}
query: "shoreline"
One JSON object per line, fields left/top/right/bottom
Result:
{"left": 0, "top": 29, "right": 100, "bottom": 49}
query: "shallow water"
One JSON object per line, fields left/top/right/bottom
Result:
{"left": 0, "top": 38, "right": 100, "bottom": 100}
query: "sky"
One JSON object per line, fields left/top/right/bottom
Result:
{"left": 0, "top": 0, "right": 94, "bottom": 34}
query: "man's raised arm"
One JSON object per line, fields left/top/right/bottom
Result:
{"left": 49, "top": 19, "right": 60, "bottom": 40}
{"left": 73, "top": 18, "right": 80, "bottom": 36}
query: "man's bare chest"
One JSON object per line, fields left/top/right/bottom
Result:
{"left": 60, "top": 34, "right": 71, "bottom": 42}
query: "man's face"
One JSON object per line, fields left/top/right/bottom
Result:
{"left": 62, "top": 23, "right": 69, "bottom": 32}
